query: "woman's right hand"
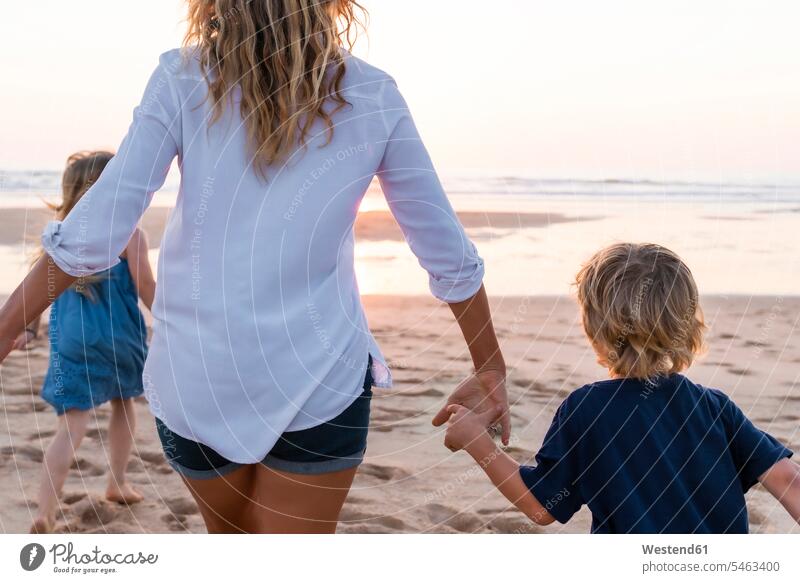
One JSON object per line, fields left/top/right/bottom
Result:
{"left": 0, "top": 255, "right": 75, "bottom": 366}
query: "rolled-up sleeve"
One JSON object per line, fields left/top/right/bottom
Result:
{"left": 41, "top": 52, "right": 181, "bottom": 277}
{"left": 375, "top": 81, "right": 484, "bottom": 303}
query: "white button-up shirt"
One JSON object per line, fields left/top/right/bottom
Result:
{"left": 42, "top": 48, "right": 484, "bottom": 463}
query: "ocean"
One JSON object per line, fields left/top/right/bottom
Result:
{"left": 2, "top": 171, "right": 799, "bottom": 297}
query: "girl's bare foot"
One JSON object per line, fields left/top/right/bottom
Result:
{"left": 29, "top": 516, "right": 53, "bottom": 534}
{"left": 105, "top": 483, "right": 144, "bottom": 505}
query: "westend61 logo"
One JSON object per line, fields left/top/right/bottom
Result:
{"left": 19, "top": 542, "right": 158, "bottom": 575}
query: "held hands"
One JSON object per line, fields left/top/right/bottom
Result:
{"left": 12, "top": 330, "right": 35, "bottom": 351}
{"left": 432, "top": 368, "right": 511, "bottom": 445}
{"left": 443, "top": 404, "right": 500, "bottom": 453}
{"left": 0, "top": 329, "right": 33, "bottom": 365}
{"left": 0, "top": 336, "right": 13, "bottom": 365}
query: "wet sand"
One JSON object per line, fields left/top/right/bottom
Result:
{"left": 0, "top": 206, "right": 582, "bottom": 247}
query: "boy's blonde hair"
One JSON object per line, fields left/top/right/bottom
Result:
{"left": 575, "top": 243, "right": 705, "bottom": 379}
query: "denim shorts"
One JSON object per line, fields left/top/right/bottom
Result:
{"left": 155, "top": 361, "right": 373, "bottom": 479}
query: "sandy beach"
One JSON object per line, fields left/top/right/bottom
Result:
{"left": 1, "top": 198, "right": 798, "bottom": 533}
{"left": 1, "top": 290, "right": 797, "bottom": 534}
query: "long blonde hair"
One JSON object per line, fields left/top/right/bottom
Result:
{"left": 184, "top": 0, "right": 367, "bottom": 177}
{"left": 48, "top": 151, "right": 114, "bottom": 221}
{"left": 38, "top": 151, "right": 114, "bottom": 298}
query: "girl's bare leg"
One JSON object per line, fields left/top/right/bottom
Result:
{"left": 105, "top": 398, "right": 143, "bottom": 504}
{"left": 31, "top": 409, "right": 91, "bottom": 533}
{"left": 180, "top": 465, "right": 258, "bottom": 533}
{"left": 249, "top": 465, "right": 358, "bottom": 533}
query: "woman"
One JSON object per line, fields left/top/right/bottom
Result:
{"left": 0, "top": 0, "right": 508, "bottom": 533}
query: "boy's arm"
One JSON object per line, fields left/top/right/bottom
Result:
{"left": 461, "top": 430, "right": 555, "bottom": 526}
{"left": 758, "top": 457, "right": 800, "bottom": 524}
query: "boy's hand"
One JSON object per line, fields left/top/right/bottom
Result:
{"left": 444, "top": 404, "right": 500, "bottom": 453}
{"left": 433, "top": 370, "right": 511, "bottom": 445}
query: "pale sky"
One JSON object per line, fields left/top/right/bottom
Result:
{"left": 2, "top": 0, "right": 798, "bottom": 182}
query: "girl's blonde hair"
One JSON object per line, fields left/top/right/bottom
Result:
{"left": 184, "top": 0, "right": 367, "bottom": 177}
{"left": 48, "top": 151, "right": 114, "bottom": 220}
{"left": 575, "top": 243, "right": 706, "bottom": 380}
{"left": 38, "top": 151, "right": 114, "bottom": 298}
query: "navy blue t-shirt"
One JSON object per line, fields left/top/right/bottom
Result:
{"left": 519, "top": 375, "right": 792, "bottom": 533}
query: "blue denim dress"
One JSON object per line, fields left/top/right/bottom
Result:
{"left": 41, "top": 258, "right": 147, "bottom": 414}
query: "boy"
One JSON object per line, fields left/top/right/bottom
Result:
{"left": 444, "top": 243, "right": 799, "bottom": 533}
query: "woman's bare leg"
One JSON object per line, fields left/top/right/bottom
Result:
{"left": 180, "top": 465, "right": 258, "bottom": 533}
{"left": 31, "top": 409, "right": 91, "bottom": 533}
{"left": 179, "top": 463, "right": 357, "bottom": 533}
{"left": 105, "top": 398, "right": 143, "bottom": 504}
{"left": 249, "top": 465, "right": 358, "bottom": 533}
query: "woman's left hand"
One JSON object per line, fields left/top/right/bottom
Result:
{"left": 444, "top": 404, "right": 498, "bottom": 452}
{"left": 0, "top": 332, "right": 15, "bottom": 365}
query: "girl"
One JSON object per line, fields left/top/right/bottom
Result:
{"left": 0, "top": 1, "right": 508, "bottom": 533}
{"left": 16, "top": 151, "right": 156, "bottom": 534}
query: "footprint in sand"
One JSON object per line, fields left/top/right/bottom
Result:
{"left": 70, "top": 457, "right": 105, "bottom": 477}
{"left": 135, "top": 449, "right": 173, "bottom": 475}
{"left": 487, "top": 511, "right": 541, "bottom": 534}
{"left": 371, "top": 425, "right": 396, "bottom": 434}
{"left": 3, "top": 400, "right": 49, "bottom": 414}
{"left": 743, "top": 340, "right": 766, "bottom": 348}
{"left": 1, "top": 444, "right": 44, "bottom": 463}
{"left": 748, "top": 505, "right": 765, "bottom": 528}
{"left": 358, "top": 463, "right": 411, "bottom": 482}
{"left": 372, "top": 515, "right": 408, "bottom": 531}
{"left": 71, "top": 495, "right": 120, "bottom": 528}
{"left": 62, "top": 492, "right": 88, "bottom": 505}
{"left": 85, "top": 427, "right": 109, "bottom": 440}
{"left": 161, "top": 514, "right": 189, "bottom": 532}
{"left": 369, "top": 407, "right": 421, "bottom": 433}
{"left": 4, "top": 383, "right": 39, "bottom": 396}
{"left": 427, "top": 524, "right": 462, "bottom": 534}
{"left": 339, "top": 507, "right": 408, "bottom": 531}
{"left": 424, "top": 503, "right": 484, "bottom": 533}
{"left": 126, "top": 457, "right": 146, "bottom": 474}
{"left": 28, "top": 429, "right": 55, "bottom": 440}
{"left": 338, "top": 523, "right": 395, "bottom": 534}
{"left": 86, "top": 522, "right": 143, "bottom": 534}
{"left": 338, "top": 507, "right": 371, "bottom": 522}
{"left": 164, "top": 496, "right": 199, "bottom": 516}
{"left": 137, "top": 449, "right": 167, "bottom": 465}
{"left": 395, "top": 376, "right": 428, "bottom": 386}
{"left": 396, "top": 387, "right": 444, "bottom": 398}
